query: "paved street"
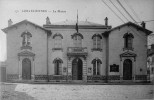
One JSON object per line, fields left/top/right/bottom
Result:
{"left": 0, "top": 83, "right": 154, "bottom": 100}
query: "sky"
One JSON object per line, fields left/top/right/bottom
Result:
{"left": 0, "top": 0, "right": 154, "bottom": 61}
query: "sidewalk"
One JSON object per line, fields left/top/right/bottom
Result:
{"left": 4, "top": 81, "right": 153, "bottom": 85}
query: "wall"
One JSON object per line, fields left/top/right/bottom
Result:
{"left": 47, "top": 28, "right": 107, "bottom": 76}
{"left": 6, "top": 23, "right": 47, "bottom": 76}
{"left": 108, "top": 25, "right": 147, "bottom": 76}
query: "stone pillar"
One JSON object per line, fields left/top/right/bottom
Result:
{"left": 133, "top": 59, "right": 136, "bottom": 81}
{"left": 67, "top": 58, "right": 72, "bottom": 81}
{"left": 19, "top": 58, "right": 22, "bottom": 80}
{"left": 31, "top": 59, "right": 35, "bottom": 80}
{"left": 120, "top": 59, "right": 123, "bottom": 82}
{"left": 83, "top": 59, "right": 87, "bottom": 82}
{"left": 18, "top": 57, "right": 21, "bottom": 80}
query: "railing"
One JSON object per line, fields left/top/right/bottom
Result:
{"left": 67, "top": 47, "right": 88, "bottom": 56}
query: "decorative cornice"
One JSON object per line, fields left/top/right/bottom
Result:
{"left": 71, "top": 32, "right": 84, "bottom": 39}
{"left": 91, "top": 58, "right": 102, "bottom": 64}
{"left": 21, "top": 31, "right": 32, "bottom": 37}
{"left": 18, "top": 50, "right": 35, "bottom": 56}
{"left": 53, "top": 58, "right": 63, "bottom": 63}
{"left": 43, "top": 25, "right": 111, "bottom": 29}
{"left": 92, "top": 34, "right": 102, "bottom": 39}
{"left": 53, "top": 33, "right": 63, "bottom": 39}
{"left": 120, "top": 51, "right": 137, "bottom": 61}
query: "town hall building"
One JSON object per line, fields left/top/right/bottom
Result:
{"left": 2, "top": 17, "right": 152, "bottom": 83}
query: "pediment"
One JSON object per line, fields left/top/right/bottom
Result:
{"left": 18, "top": 50, "right": 35, "bottom": 56}
{"left": 120, "top": 51, "right": 137, "bottom": 57}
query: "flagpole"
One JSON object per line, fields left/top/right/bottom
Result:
{"left": 76, "top": 10, "right": 78, "bottom": 33}
{"left": 77, "top": 10, "right": 78, "bottom": 28}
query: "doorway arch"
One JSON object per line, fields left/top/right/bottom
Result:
{"left": 22, "top": 58, "right": 31, "bottom": 80}
{"left": 72, "top": 58, "right": 83, "bottom": 80}
{"left": 123, "top": 59, "right": 132, "bottom": 80}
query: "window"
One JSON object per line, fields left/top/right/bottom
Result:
{"left": 92, "top": 34, "right": 102, "bottom": 51}
{"left": 54, "top": 36, "right": 62, "bottom": 48}
{"left": 21, "top": 31, "right": 32, "bottom": 50}
{"left": 123, "top": 33, "right": 134, "bottom": 50}
{"left": 53, "top": 33, "right": 63, "bottom": 50}
{"left": 53, "top": 58, "right": 63, "bottom": 75}
{"left": 92, "top": 58, "right": 102, "bottom": 75}
{"left": 73, "top": 35, "right": 82, "bottom": 47}
{"left": 71, "top": 32, "right": 83, "bottom": 47}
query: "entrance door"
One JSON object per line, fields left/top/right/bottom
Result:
{"left": 123, "top": 59, "right": 132, "bottom": 80}
{"left": 72, "top": 58, "right": 83, "bottom": 80}
{"left": 22, "top": 58, "right": 31, "bottom": 80}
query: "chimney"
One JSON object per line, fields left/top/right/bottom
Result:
{"left": 46, "top": 17, "right": 51, "bottom": 25}
{"left": 104, "top": 17, "right": 108, "bottom": 26}
{"left": 141, "top": 21, "right": 146, "bottom": 28}
{"left": 8, "top": 19, "right": 13, "bottom": 27}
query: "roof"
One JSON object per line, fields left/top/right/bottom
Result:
{"left": 43, "top": 20, "right": 112, "bottom": 29}
{"left": 2, "top": 20, "right": 51, "bottom": 33}
{"left": 106, "top": 22, "right": 152, "bottom": 35}
{"left": 51, "top": 20, "right": 103, "bottom": 26}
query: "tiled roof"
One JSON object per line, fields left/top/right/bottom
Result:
{"left": 104, "top": 22, "right": 152, "bottom": 35}
{"left": 2, "top": 20, "right": 50, "bottom": 33}
{"left": 51, "top": 20, "right": 103, "bottom": 26}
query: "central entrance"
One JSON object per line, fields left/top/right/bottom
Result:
{"left": 22, "top": 58, "right": 31, "bottom": 80}
{"left": 123, "top": 59, "right": 132, "bottom": 80}
{"left": 72, "top": 58, "right": 83, "bottom": 80}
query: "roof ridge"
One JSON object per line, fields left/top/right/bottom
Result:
{"left": 51, "top": 20, "right": 103, "bottom": 26}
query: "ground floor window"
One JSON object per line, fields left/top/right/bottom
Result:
{"left": 53, "top": 58, "right": 63, "bottom": 75}
{"left": 92, "top": 58, "right": 102, "bottom": 75}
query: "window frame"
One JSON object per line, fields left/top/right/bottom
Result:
{"left": 53, "top": 58, "right": 63, "bottom": 75}
{"left": 52, "top": 33, "right": 63, "bottom": 51}
{"left": 21, "top": 31, "right": 32, "bottom": 50}
{"left": 123, "top": 33, "right": 134, "bottom": 50}
{"left": 92, "top": 34, "right": 102, "bottom": 51}
{"left": 92, "top": 58, "right": 102, "bottom": 75}
{"left": 73, "top": 35, "right": 82, "bottom": 47}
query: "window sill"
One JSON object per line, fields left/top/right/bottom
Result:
{"left": 52, "top": 48, "right": 63, "bottom": 51}
{"left": 53, "top": 75, "right": 62, "bottom": 76}
{"left": 123, "top": 47, "right": 134, "bottom": 51}
{"left": 91, "top": 48, "right": 102, "bottom": 52}
{"left": 21, "top": 45, "right": 32, "bottom": 50}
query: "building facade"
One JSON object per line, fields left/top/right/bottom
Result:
{"left": 2, "top": 17, "right": 152, "bottom": 83}
{"left": 147, "top": 44, "right": 154, "bottom": 82}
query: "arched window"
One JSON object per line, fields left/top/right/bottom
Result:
{"left": 91, "top": 58, "right": 102, "bottom": 75}
{"left": 21, "top": 31, "right": 32, "bottom": 50}
{"left": 123, "top": 33, "right": 134, "bottom": 50}
{"left": 92, "top": 34, "right": 102, "bottom": 50}
{"left": 71, "top": 33, "right": 83, "bottom": 47}
{"left": 53, "top": 58, "right": 63, "bottom": 75}
{"left": 53, "top": 33, "right": 63, "bottom": 49}
{"left": 73, "top": 35, "right": 82, "bottom": 47}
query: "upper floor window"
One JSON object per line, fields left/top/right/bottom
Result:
{"left": 92, "top": 34, "right": 102, "bottom": 51}
{"left": 53, "top": 33, "right": 63, "bottom": 49}
{"left": 91, "top": 58, "right": 102, "bottom": 75}
{"left": 21, "top": 31, "right": 32, "bottom": 50}
{"left": 71, "top": 33, "right": 83, "bottom": 47}
{"left": 53, "top": 58, "right": 63, "bottom": 75}
{"left": 123, "top": 33, "right": 134, "bottom": 50}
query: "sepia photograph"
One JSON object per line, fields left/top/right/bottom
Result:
{"left": 0, "top": 0, "right": 154, "bottom": 100}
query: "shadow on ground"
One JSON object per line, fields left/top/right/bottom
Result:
{"left": 0, "top": 83, "right": 35, "bottom": 100}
